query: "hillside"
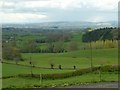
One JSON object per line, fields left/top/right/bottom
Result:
{"left": 82, "top": 27, "right": 118, "bottom": 42}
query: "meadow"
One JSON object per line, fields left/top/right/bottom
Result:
{"left": 2, "top": 63, "right": 73, "bottom": 77}
{"left": 4, "top": 48, "right": 118, "bottom": 69}
{"left": 2, "top": 48, "right": 118, "bottom": 88}
{"left": 2, "top": 27, "right": 119, "bottom": 88}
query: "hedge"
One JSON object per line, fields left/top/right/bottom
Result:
{"left": 18, "top": 65, "right": 120, "bottom": 80}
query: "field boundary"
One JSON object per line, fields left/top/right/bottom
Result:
{"left": 18, "top": 65, "right": 119, "bottom": 80}
{"left": 2, "top": 62, "right": 119, "bottom": 80}
{"left": 2, "top": 61, "right": 80, "bottom": 70}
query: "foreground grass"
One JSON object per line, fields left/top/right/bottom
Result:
{"left": 2, "top": 71, "right": 118, "bottom": 88}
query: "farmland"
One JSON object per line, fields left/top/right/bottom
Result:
{"left": 3, "top": 48, "right": 118, "bottom": 69}
{"left": 2, "top": 48, "right": 118, "bottom": 88}
{"left": 2, "top": 27, "right": 119, "bottom": 89}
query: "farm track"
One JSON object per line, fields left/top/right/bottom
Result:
{"left": 57, "top": 82, "right": 119, "bottom": 88}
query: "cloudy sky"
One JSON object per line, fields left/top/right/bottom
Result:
{"left": 0, "top": 0, "right": 119, "bottom": 23}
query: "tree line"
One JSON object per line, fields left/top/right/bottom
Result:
{"left": 2, "top": 27, "right": 79, "bottom": 61}
{"left": 82, "top": 27, "right": 118, "bottom": 42}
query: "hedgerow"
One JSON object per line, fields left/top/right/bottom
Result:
{"left": 18, "top": 65, "right": 119, "bottom": 80}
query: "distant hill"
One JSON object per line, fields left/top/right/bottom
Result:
{"left": 2, "top": 21, "right": 117, "bottom": 29}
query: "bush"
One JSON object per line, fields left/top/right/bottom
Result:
{"left": 100, "top": 65, "right": 119, "bottom": 72}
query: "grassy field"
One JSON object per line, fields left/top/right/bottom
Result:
{"left": 2, "top": 48, "right": 118, "bottom": 88}
{"left": 4, "top": 48, "right": 118, "bottom": 69}
{"left": 2, "top": 25, "right": 119, "bottom": 89}
{"left": 2, "top": 63, "right": 73, "bottom": 77}
{"left": 2, "top": 71, "right": 118, "bottom": 88}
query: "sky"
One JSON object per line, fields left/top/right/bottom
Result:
{"left": 0, "top": 0, "right": 119, "bottom": 23}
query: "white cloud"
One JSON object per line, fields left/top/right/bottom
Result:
{"left": 0, "top": 0, "right": 118, "bottom": 23}
{"left": 3, "top": 2, "right": 14, "bottom": 7}
{"left": 23, "top": 0, "right": 79, "bottom": 10}
{"left": 1, "top": 0, "right": 119, "bottom": 10}
{"left": 20, "top": 0, "right": 119, "bottom": 11}
{"left": 0, "top": 12, "right": 48, "bottom": 23}
{"left": 86, "top": 16, "right": 106, "bottom": 22}
{"left": 86, "top": 15, "right": 117, "bottom": 22}
{"left": 88, "top": 0, "right": 119, "bottom": 11}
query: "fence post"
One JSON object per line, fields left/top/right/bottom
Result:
{"left": 99, "top": 67, "right": 102, "bottom": 82}
{"left": 39, "top": 73, "right": 42, "bottom": 85}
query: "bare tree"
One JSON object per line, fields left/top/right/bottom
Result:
{"left": 68, "top": 41, "right": 78, "bottom": 51}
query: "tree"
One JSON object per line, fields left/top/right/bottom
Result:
{"left": 47, "top": 43, "right": 54, "bottom": 53}
{"left": 59, "top": 65, "right": 62, "bottom": 69}
{"left": 68, "top": 42, "right": 78, "bottom": 51}
{"left": 28, "top": 40, "right": 37, "bottom": 53}
{"left": 73, "top": 65, "right": 76, "bottom": 69}
{"left": 50, "top": 63, "right": 54, "bottom": 69}
{"left": 49, "top": 60, "right": 55, "bottom": 69}
{"left": 22, "top": 40, "right": 38, "bottom": 53}
{"left": 2, "top": 44, "right": 22, "bottom": 61}
{"left": 53, "top": 41, "right": 64, "bottom": 53}
{"left": 82, "top": 27, "right": 117, "bottom": 42}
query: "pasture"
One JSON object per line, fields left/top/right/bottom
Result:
{"left": 2, "top": 48, "right": 118, "bottom": 88}
{"left": 4, "top": 48, "right": 118, "bottom": 69}
{"left": 2, "top": 63, "right": 73, "bottom": 77}
{"left": 2, "top": 27, "right": 119, "bottom": 88}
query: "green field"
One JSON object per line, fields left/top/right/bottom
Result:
{"left": 2, "top": 63, "right": 73, "bottom": 77}
{"left": 4, "top": 48, "right": 118, "bottom": 69}
{"left": 2, "top": 71, "right": 118, "bottom": 88}
{"left": 2, "top": 28, "right": 119, "bottom": 88}
{"left": 2, "top": 48, "right": 118, "bottom": 88}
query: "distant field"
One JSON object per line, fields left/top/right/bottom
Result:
{"left": 4, "top": 48, "right": 118, "bottom": 69}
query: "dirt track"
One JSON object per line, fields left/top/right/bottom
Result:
{"left": 58, "top": 82, "right": 119, "bottom": 88}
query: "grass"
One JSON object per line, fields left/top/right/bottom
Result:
{"left": 2, "top": 71, "right": 118, "bottom": 88}
{"left": 2, "top": 48, "right": 118, "bottom": 88}
{"left": 3, "top": 27, "right": 119, "bottom": 89}
{"left": 5, "top": 48, "right": 118, "bottom": 69}
{"left": 2, "top": 63, "right": 73, "bottom": 77}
